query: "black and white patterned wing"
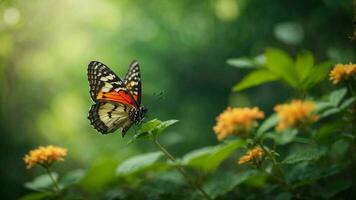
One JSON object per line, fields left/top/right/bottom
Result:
{"left": 124, "top": 60, "right": 142, "bottom": 105}
{"left": 88, "top": 102, "right": 133, "bottom": 134}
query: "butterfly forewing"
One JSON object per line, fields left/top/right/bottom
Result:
{"left": 88, "top": 61, "right": 136, "bottom": 106}
{"left": 124, "top": 60, "right": 142, "bottom": 105}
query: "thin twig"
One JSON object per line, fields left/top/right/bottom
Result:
{"left": 45, "top": 167, "right": 60, "bottom": 193}
{"left": 153, "top": 139, "right": 213, "bottom": 200}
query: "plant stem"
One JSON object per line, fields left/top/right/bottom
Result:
{"left": 45, "top": 167, "right": 60, "bottom": 193}
{"left": 258, "top": 143, "right": 294, "bottom": 193}
{"left": 153, "top": 139, "right": 213, "bottom": 200}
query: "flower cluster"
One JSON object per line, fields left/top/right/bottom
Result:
{"left": 329, "top": 63, "right": 356, "bottom": 84}
{"left": 213, "top": 107, "right": 265, "bottom": 140}
{"left": 274, "top": 100, "right": 318, "bottom": 131}
{"left": 23, "top": 145, "right": 67, "bottom": 169}
{"left": 238, "top": 146, "right": 264, "bottom": 164}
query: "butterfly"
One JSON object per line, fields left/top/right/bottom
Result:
{"left": 87, "top": 60, "right": 148, "bottom": 136}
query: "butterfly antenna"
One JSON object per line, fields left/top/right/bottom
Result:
{"left": 152, "top": 90, "right": 165, "bottom": 102}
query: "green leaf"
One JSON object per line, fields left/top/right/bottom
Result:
{"left": 256, "top": 114, "right": 278, "bottom": 137}
{"left": 295, "top": 50, "right": 314, "bottom": 82}
{"left": 24, "top": 173, "right": 58, "bottom": 192}
{"left": 202, "top": 170, "right": 258, "bottom": 198}
{"left": 302, "top": 61, "right": 332, "bottom": 90}
{"left": 227, "top": 55, "right": 265, "bottom": 69}
{"left": 19, "top": 192, "right": 56, "bottom": 200}
{"left": 227, "top": 57, "right": 257, "bottom": 69}
{"left": 152, "top": 119, "right": 179, "bottom": 138}
{"left": 59, "top": 169, "right": 85, "bottom": 188}
{"left": 339, "top": 97, "right": 356, "bottom": 110}
{"left": 288, "top": 162, "right": 348, "bottom": 187}
{"left": 116, "top": 152, "right": 165, "bottom": 176}
{"left": 319, "top": 107, "right": 340, "bottom": 118}
{"left": 232, "top": 69, "right": 279, "bottom": 91}
{"left": 181, "top": 139, "right": 245, "bottom": 172}
{"left": 329, "top": 88, "right": 347, "bottom": 106}
{"left": 265, "top": 48, "right": 298, "bottom": 87}
{"left": 129, "top": 119, "right": 178, "bottom": 143}
{"left": 282, "top": 147, "right": 327, "bottom": 164}
{"left": 79, "top": 159, "right": 118, "bottom": 191}
{"left": 321, "top": 179, "right": 352, "bottom": 199}
{"left": 274, "top": 22, "right": 304, "bottom": 45}
{"left": 264, "top": 129, "right": 298, "bottom": 145}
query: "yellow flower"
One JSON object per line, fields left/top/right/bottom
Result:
{"left": 213, "top": 107, "right": 265, "bottom": 141}
{"left": 329, "top": 63, "right": 356, "bottom": 84}
{"left": 274, "top": 100, "right": 318, "bottom": 131}
{"left": 238, "top": 146, "right": 264, "bottom": 164}
{"left": 23, "top": 145, "right": 67, "bottom": 169}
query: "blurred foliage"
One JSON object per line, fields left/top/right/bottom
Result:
{"left": 0, "top": 0, "right": 355, "bottom": 199}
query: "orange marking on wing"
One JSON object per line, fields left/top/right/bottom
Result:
{"left": 96, "top": 91, "right": 133, "bottom": 105}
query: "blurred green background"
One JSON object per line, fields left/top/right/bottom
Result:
{"left": 0, "top": 0, "right": 354, "bottom": 198}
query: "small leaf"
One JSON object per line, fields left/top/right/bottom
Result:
{"left": 202, "top": 170, "right": 258, "bottom": 198}
{"left": 339, "top": 97, "right": 356, "bottom": 110}
{"left": 274, "top": 22, "right": 304, "bottom": 45}
{"left": 129, "top": 119, "right": 178, "bottom": 143}
{"left": 264, "top": 129, "right": 298, "bottom": 145}
{"left": 232, "top": 70, "right": 279, "bottom": 91}
{"left": 116, "top": 152, "right": 165, "bottom": 176}
{"left": 227, "top": 57, "right": 257, "bottom": 69}
{"left": 295, "top": 50, "right": 314, "bottom": 82}
{"left": 321, "top": 179, "right": 352, "bottom": 199}
{"left": 59, "top": 169, "right": 85, "bottom": 188}
{"left": 24, "top": 173, "right": 58, "bottom": 192}
{"left": 282, "top": 147, "right": 327, "bottom": 164}
{"left": 257, "top": 114, "right": 278, "bottom": 137}
{"left": 329, "top": 88, "right": 347, "bottom": 106}
{"left": 19, "top": 192, "right": 55, "bottom": 200}
{"left": 319, "top": 107, "right": 341, "bottom": 118}
{"left": 265, "top": 48, "right": 298, "bottom": 87}
{"left": 181, "top": 139, "right": 245, "bottom": 172}
{"left": 302, "top": 61, "right": 332, "bottom": 90}
{"left": 152, "top": 119, "right": 179, "bottom": 138}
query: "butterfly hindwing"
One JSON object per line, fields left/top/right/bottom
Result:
{"left": 88, "top": 102, "right": 133, "bottom": 134}
{"left": 88, "top": 61, "right": 136, "bottom": 106}
{"left": 124, "top": 60, "right": 142, "bottom": 105}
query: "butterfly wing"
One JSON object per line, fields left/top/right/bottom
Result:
{"left": 88, "top": 102, "right": 133, "bottom": 134}
{"left": 88, "top": 61, "right": 138, "bottom": 107}
{"left": 124, "top": 60, "right": 142, "bottom": 105}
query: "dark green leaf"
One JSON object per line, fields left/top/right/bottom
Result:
{"left": 282, "top": 147, "right": 327, "bottom": 164}
{"left": 321, "top": 179, "right": 352, "bottom": 199}
{"left": 339, "top": 97, "right": 356, "bottom": 110}
{"left": 257, "top": 114, "right": 278, "bottom": 137}
{"left": 181, "top": 139, "right": 245, "bottom": 172}
{"left": 329, "top": 88, "right": 347, "bottom": 106}
{"left": 264, "top": 129, "right": 298, "bottom": 145}
{"left": 232, "top": 69, "right": 279, "bottom": 91}
{"left": 202, "top": 170, "right": 258, "bottom": 198}
{"left": 19, "top": 192, "right": 56, "bottom": 200}
{"left": 116, "top": 152, "right": 165, "bottom": 176}
{"left": 24, "top": 173, "right": 58, "bottom": 192}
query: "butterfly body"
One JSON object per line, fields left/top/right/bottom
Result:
{"left": 87, "top": 60, "right": 147, "bottom": 136}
